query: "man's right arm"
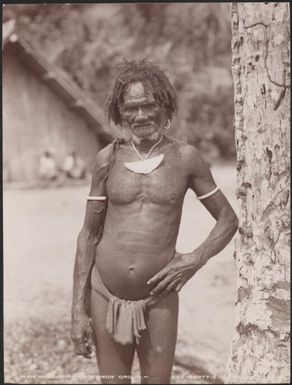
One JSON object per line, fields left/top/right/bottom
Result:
{"left": 71, "top": 144, "right": 113, "bottom": 357}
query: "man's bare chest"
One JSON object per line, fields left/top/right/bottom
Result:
{"left": 106, "top": 148, "right": 188, "bottom": 205}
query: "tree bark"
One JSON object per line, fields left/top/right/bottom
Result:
{"left": 226, "top": 3, "right": 290, "bottom": 384}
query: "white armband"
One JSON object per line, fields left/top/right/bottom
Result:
{"left": 196, "top": 186, "right": 219, "bottom": 200}
{"left": 87, "top": 196, "right": 107, "bottom": 201}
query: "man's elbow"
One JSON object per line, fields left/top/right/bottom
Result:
{"left": 77, "top": 227, "right": 86, "bottom": 243}
{"left": 230, "top": 212, "right": 239, "bottom": 234}
{"left": 76, "top": 227, "right": 90, "bottom": 253}
{"left": 76, "top": 226, "right": 99, "bottom": 252}
{"left": 219, "top": 208, "right": 239, "bottom": 234}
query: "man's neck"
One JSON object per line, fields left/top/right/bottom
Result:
{"left": 132, "top": 132, "right": 162, "bottom": 151}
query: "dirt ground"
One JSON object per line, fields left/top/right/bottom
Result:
{"left": 4, "top": 164, "right": 238, "bottom": 384}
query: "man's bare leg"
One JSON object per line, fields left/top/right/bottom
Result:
{"left": 136, "top": 292, "right": 179, "bottom": 384}
{"left": 90, "top": 289, "right": 136, "bottom": 384}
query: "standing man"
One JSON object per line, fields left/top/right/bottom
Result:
{"left": 71, "top": 59, "right": 238, "bottom": 384}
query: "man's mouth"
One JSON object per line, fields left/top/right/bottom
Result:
{"left": 133, "top": 123, "right": 151, "bottom": 129}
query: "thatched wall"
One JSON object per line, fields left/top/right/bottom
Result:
{"left": 3, "top": 46, "right": 103, "bottom": 182}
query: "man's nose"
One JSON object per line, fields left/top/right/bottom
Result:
{"left": 135, "top": 108, "right": 147, "bottom": 121}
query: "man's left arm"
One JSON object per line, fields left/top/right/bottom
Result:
{"left": 148, "top": 146, "right": 238, "bottom": 295}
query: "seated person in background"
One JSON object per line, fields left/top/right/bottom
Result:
{"left": 38, "top": 150, "right": 58, "bottom": 181}
{"left": 63, "top": 151, "right": 86, "bottom": 179}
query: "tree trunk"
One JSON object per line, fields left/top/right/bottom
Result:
{"left": 226, "top": 3, "right": 290, "bottom": 383}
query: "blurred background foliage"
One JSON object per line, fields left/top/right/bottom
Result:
{"left": 4, "top": 3, "right": 235, "bottom": 162}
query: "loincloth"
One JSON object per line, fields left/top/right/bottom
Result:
{"left": 91, "top": 263, "right": 157, "bottom": 345}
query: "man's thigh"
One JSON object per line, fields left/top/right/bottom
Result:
{"left": 90, "top": 289, "right": 136, "bottom": 384}
{"left": 136, "top": 292, "right": 179, "bottom": 384}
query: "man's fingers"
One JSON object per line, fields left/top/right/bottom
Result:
{"left": 175, "top": 281, "right": 184, "bottom": 292}
{"left": 150, "top": 275, "right": 175, "bottom": 295}
{"left": 74, "top": 341, "right": 93, "bottom": 359}
{"left": 147, "top": 269, "right": 168, "bottom": 285}
{"left": 85, "top": 326, "right": 96, "bottom": 351}
{"left": 166, "top": 279, "right": 181, "bottom": 292}
{"left": 150, "top": 280, "right": 168, "bottom": 295}
{"left": 73, "top": 325, "right": 95, "bottom": 359}
{"left": 84, "top": 344, "right": 93, "bottom": 359}
{"left": 72, "top": 335, "right": 84, "bottom": 346}
{"left": 74, "top": 342, "right": 87, "bottom": 356}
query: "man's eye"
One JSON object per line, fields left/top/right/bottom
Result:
{"left": 124, "top": 107, "right": 136, "bottom": 113}
{"left": 145, "top": 103, "right": 156, "bottom": 109}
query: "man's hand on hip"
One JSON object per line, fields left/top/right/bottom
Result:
{"left": 147, "top": 251, "right": 205, "bottom": 296}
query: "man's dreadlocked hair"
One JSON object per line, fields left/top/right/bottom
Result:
{"left": 106, "top": 59, "right": 178, "bottom": 126}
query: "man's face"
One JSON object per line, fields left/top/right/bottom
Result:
{"left": 120, "top": 81, "right": 166, "bottom": 140}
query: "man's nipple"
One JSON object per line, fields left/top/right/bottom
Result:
{"left": 169, "top": 193, "right": 177, "bottom": 204}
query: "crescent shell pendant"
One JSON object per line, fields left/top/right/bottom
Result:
{"left": 124, "top": 154, "right": 164, "bottom": 175}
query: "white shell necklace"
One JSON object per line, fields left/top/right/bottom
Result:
{"left": 131, "top": 134, "right": 163, "bottom": 160}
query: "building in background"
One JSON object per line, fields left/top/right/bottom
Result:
{"left": 3, "top": 22, "right": 118, "bottom": 182}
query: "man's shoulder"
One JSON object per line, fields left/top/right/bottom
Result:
{"left": 94, "top": 139, "right": 123, "bottom": 166}
{"left": 169, "top": 137, "right": 209, "bottom": 176}
{"left": 169, "top": 137, "right": 202, "bottom": 162}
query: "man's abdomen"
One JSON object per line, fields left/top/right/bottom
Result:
{"left": 94, "top": 229, "right": 176, "bottom": 300}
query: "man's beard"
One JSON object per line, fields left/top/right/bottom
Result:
{"left": 132, "top": 130, "right": 161, "bottom": 146}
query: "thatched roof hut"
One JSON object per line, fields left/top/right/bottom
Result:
{"left": 3, "top": 22, "right": 119, "bottom": 182}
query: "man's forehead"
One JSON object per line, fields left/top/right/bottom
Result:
{"left": 123, "top": 81, "right": 155, "bottom": 101}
